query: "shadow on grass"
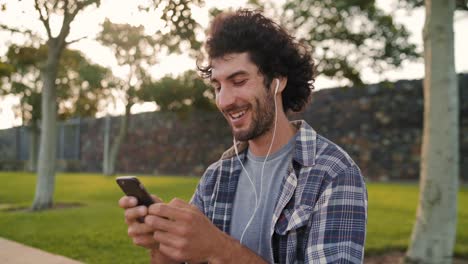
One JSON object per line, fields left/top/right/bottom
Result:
{"left": 365, "top": 251, "right": 468, "bottom": 264}
{"left": 365, "top": 248, "right": 468, "bottom": 263}
{"left": 0, "top": 202, "right": 85, "bottom": 212}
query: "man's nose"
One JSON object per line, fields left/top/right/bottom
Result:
{"left": 216, "top": 86, "right": 236, "bottom": 110}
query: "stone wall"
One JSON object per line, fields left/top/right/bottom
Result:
{"left": 1, "top": 74, "right": 467, "bottom": 180}
{"left": 293, "top": 74, "right": 468, "bottom": 180}
{"left": 79, "top": 111, "right": 231, "bottom": 176}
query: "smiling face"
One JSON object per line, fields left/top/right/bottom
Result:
{"left": 211, "top": 52, "right": 275, "bottom": 142}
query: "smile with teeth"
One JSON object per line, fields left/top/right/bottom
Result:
{"left": 229, "top": 109, "right": 247, "bottom": 120}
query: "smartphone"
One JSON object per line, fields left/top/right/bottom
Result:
{"left": 116, "top": 176, "right": 154, "bottom": 207}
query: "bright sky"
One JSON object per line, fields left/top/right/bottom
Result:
{"left": 0, "top": 0, "right": 467, "bottom": 129}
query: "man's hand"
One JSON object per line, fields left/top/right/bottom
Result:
{"left": 146, "top": 198, "right": 231, "bottom": 263}
{"left": 119, "top": 195, "right": 160, "bottom": 249}
{"left": 119, "top": 195, "right": 179, "bottom": 264}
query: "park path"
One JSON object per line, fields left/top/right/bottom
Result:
{"left": 0, "top": 237, "right": 83, "bottom": 264}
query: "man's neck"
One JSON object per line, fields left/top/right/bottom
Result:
{"left": 248, "top": 113, "right": 296, "bottom": 157}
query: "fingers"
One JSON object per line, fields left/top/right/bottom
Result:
{"left": 153, "top": 229, "right": 184, "bottom": 248}
{"left": 119, "top": 195, "right": 138, "bottom": 209}
{"left": 159, "top": 242, "right": 186, "bottom": 262}
{"left": 126, "top": 212, "right": 158, "bottom": 249}
{"left": 148, "top": 203, "right": 189, "bottom": 222}
{"left": 132, "top": 234, "right": 158, "bottom": 248}
{"left": 169, "top": 198, "right": 200, "bottom": 214}
{"left": 168, "top": 198, "right": 191, "bottom": 208}
{"left": 145, "top": 214, "right": 183, "bottom": 235}
{"left": 119, "top": 194, "right": 162, "bottom": 208}
{"left": 151, "top": 194, "right": 163, "bottom": 203}
{"left": 148, "top": 198, "right": 196, "bottom": 222}
{"left": 125, "top": 205, "right": 148, "bottom": 224}
{"left": 119, "top": 194, "right": 163, "bottom": 222}
{"left": 120, "top": 195, "right": 162, "bottom": 250}
{"left": 128, "top": 221, "right": 154, "bottom": 236}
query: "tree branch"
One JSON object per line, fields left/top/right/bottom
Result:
{"left": 1, "top": 24, "right": 33, "bottom": 37}
{"left": 58, "top": 0, "right": 99, "bottom": 48}
{"left": 33, "top": 0, "right": 52, "bottom": 38}
{"left": 56, "top": 0, "right": 73, "bottom": 49}
{"left": 0, "top": 24, "right": 42, "bottom": 42}
{"left": 66, "top": 36, "right": 88, "bottom": 45}
{"left": 60, "top": 0, "right": 71, "bottom": 34}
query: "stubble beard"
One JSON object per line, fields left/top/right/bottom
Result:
{"left": 232, "top": 91, "right": 275, "bottom": 142}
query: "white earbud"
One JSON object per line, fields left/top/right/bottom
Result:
{"left": 275, "top": 78, "right": 279, "bottom": 94}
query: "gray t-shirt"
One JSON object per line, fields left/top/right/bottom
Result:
{"left": 230, "top": 137, "right": 295, "bottom": 263}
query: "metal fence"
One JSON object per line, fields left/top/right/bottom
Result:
{"left": 0, "top": 118, "right": 81, "bottom": 162}
{"left": 57, "top": 118, "right": 81, "bottom": 160}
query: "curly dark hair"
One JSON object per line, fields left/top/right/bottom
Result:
{"left": 198, "top": 9, "right": 315, "bottom": 113}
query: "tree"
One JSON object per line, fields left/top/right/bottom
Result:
{"left": 1, "top": 44, "right": 108, "bottom": 171}
{"left": 97, "top": 19, "right": 157, "bottom": 176}
{"left": 2, "top": 45, "right": 45, "bottom": 172}
{"left": 97, "top": 0, "right": 202, "bottom": 176}
{"left": 250, "top": 0, "right": 420, "bottom": 86}
{"left": 138, "top": 70, "right": 216, "bottom": 114}
{"left": 33, "top": 0, "right": 101, "bottom": 211}
{"left": 0, "top": 0, "right": 102, "bottom": 210}
{"left": 404, "top": 0, "right": 467, "bottom": 263}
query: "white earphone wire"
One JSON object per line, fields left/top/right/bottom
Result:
{"left": 238, "top": 78, "right": 279, "bottom": 244}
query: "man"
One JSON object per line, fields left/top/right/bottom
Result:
{"left": 120, "top": 10, "right": 367, "bottom": 263}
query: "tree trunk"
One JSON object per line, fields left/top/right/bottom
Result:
{"left": 405, "top": 1, "right": 459, "bottom": 263}
{"left": 103, "top": 103, "right": 132, "bottom": 176}
{"left": 31, "top": 39, "right": 61, "bottom": 211}
{"left": 27, "top": 120, "right": 40, "bottom": 172}
{"left": 102, "top": 114, "right": 111, "bottom": 174}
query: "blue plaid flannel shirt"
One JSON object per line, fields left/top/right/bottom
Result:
{"left": 190, "top": 120, "right": 368, "bottom": 263}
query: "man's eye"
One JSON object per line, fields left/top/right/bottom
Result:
{"left": 233, "top": 80, "right": 247, "bottom": 86}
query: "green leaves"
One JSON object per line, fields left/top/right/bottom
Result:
{"left": 0, "top": 62, "right": 14, "bottom": 78}
{"left": 139, "top": 70, "right": 215, "bottom": 113}
{"left": 98, "top": 19, "right": 158, "bottom": 66}
{"left": 279, "top": 0, "right": 421, "bottom": 85}
{"left": 2, "top": 44, "right": 109, "bottom": 123}
{"left": 6, "top": 45, "right": 47, "bottom": 71}
{"left": 97, "top": 1, "right": 204, "bottom": 113}
{"left": 159, "top": 0, "right": 202, "bottom": 53}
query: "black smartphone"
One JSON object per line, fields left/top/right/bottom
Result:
{"left": 116, "top": 176, "right": 154, "bottom": 207}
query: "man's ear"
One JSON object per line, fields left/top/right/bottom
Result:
{"left": 272, "top": 77, "right": 287, "bottom": 94}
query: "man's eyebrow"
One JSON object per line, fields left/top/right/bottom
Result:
{"left": 211, "top": 70, "right": 249, "bottom": 83}
{"left": 226, "top": 70, "right": 249, "bottom": 80}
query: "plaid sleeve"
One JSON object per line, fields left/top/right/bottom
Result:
{"left": 189, "top": 179, "right": 204, "bottom": 213}
{"left": 189, "top": 160, "right": 220, "bottom": 216}
{"left": 306, "top": 165, "right": 368, "bottom": 263}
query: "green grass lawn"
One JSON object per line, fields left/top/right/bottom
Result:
{"left": 0, "top": 172, "right": 467, "bottom": 263}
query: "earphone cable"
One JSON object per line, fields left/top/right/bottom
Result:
{"left": 238, "top": 79, "right": 279, "bottom": 244}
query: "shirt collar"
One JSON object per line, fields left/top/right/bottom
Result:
{"left": 221, "top": 120, "right": 317, "bottom": 167}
